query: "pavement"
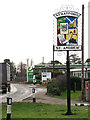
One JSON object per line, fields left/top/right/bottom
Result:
{"left": 22, "top": 87, "right": 90, "bottom": 105}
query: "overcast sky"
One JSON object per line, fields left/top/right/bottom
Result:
{"left": 0, "top": 0, "right": 89, "bottom": 66}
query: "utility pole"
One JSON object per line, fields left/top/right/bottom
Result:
{"left": 53, "top": 45, "right": 54, "bottom": 78}
{"left": 81, "top": 4, "right": 84, "bottom": 101}
{"left": 27, "top": 58, "right": 29, "bottom": 82}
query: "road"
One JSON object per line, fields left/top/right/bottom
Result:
{"left": 0, "top": 84, "right": 46, "bottom": 103}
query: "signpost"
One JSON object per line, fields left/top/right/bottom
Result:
{"left": 27, "top": 64, "right": 34, "bottom": 83}
{"left": 28, "top": 71, "right": 33, "bottom": 82}
{"left": 53, "top": 6, "right": 81, "bottom": 115}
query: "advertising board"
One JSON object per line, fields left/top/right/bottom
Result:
{"left": 42, "top": 72, "right": 51, "bottom": 83}
{"left": 28, "top": 72, "right": 33, "bottom": 82}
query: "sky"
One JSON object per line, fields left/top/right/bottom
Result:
{"left": 0, "top": 0, "right": 89, "bottom": 66}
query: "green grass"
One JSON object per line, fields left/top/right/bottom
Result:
{"left": 2, "top": 102, "right": 89, "bottom": 119}
{"left": 47, "top": 90, "right": 82, "bottom": 101}
{"left": 61, "top": 90, "right": 82, "bottom": 101}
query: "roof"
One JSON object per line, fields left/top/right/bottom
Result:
{"left": 34, "top": 64, "right": 90, "bottom": 68}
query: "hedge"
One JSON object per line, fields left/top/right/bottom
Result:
{"left": 47, "top": 75, "right": 82, "bottom": 96}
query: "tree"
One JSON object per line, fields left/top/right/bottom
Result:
{"left": 86, "top": 58, "right": 90, "bottom": 63}
{"left": 4, "top": 59, "right": 16, "bottom": 80}
{"left": 69, "top": 54, "right": 81, "bottom": 64}
{"left": 4, "top": 59, "right": 10, "bottom": 64}
{"left": 17, "top": 62, "right": 27, "bottom": 77}
{"left": 10, "top": 61, "right": 16, "bottom": 76}
{"left": 51, "top": 60, "right": 62, "bottom": 64}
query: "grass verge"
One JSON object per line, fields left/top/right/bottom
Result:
{"left": 47, "top": 90, "right": 82, "bottom": 101}
{"left": 2, "top": 102, "right": 88, "bottom": 119}
{"left": 61, "top": 90, "right": 82, "bottom": 101}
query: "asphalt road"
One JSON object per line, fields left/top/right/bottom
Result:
{"left": 0, "top": 84, "right": 46, "bottom": 103}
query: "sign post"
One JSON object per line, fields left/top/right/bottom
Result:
{"left": 66, "top": 50, "right": 72, "bottom": 115}
{"left": 53, "top": 6, "right": 81, "bottom": 115}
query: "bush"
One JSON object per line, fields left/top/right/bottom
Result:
{"left": 51, "top": 71, "right": 65, "bottom": 78}
{"left": 47, "top": 81, "right": 60, "bottom": 95}
{"left": 70, "top": 76, "right": 81, "bottom": 91}
{"left": 47, "top": 74, "right": 67, "bottom": 96}
{"left": 47, "top": 75, "right": 82, "bottom": 96}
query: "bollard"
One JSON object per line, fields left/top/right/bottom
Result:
{"left": 7, "top": 83, "right": 12, "bottom": 120}
{"left": 7, "top": 97, "right": 12, "bottom": 120}
{"left": 32, "top": 88, "right": 36, "bottom": 103}
{"left": 8, "top": 84, "right": 11, "bottom": 92}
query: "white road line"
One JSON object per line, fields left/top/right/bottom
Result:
{"left": 11, "top": 84, "right": 17, "bottom": 93}
{"left": 0, "top": 84, "right": 17, "bottom": 100}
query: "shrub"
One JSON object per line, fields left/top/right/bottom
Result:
{"left": 47, "top": 75, "right": 82, "bottom": 96}
{"left": 70, "top": 76, "right": 81, "bottom": 91}
{"left": 47, "top": 74, "right": 67, "bottom": 96}
{"left": 51, "top": 71, "right": 65, "bottom": 78}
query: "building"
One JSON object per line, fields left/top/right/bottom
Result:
{"left": 34, "top": 64, "right": 90, "bottom": 79}
{"left": 70, "top": 68, "right": 88, "bottom": 78}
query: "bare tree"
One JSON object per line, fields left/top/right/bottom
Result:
{"left": 17, "top": 62, "right": 27, "bottom": 77}
{"left": 4, "top": 59, "right": 16, "bottom": 80}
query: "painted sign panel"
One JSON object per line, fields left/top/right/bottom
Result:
{"left": 57, "top": 16, "right": 78, "bottom": 46}
{"left": 53, "top": 11, "right": 81, "bottom": 18}
{"left": 60, "top": 23, "right": 68, "bottom": 34}
{"left": 54, "top": 45, "right": 81, "bottom": 51}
